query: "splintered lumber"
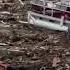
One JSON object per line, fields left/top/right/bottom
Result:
{"left": 18, "top": 0, "right": 25, "bottom": 6}
{"left": 0, "top": 3, "right": 14, "bottom": 7}
{"left": 18, "top": 20, "right": 28, "bottom": 24}
{"left": 0, "top": 43, "right": 7, "bottom": 46}
{"left": 22, "top": 34, "right": 38, "bottom": 39}
{"left": 0, "top": 11, "right": 10, "bottom": 14}
{"left": 0, "top": 3, "right": 14, "bottom": 5}
{"left": 7, "top": 49, "right": 25, "bottom": 56}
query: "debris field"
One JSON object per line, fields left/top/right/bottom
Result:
{"left": 0, "top": 0, "right": 70, "bottom": 70}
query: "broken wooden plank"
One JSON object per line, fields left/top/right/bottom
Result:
{"left": 0, "top": 43, "right": 7, "bottom": 46}
{"left": 18, "top": 20, "right": 28, "bottom": 24}
{"left": 0, "top": 3, "right": 14, "bottom": 5}
{"left": 18, "top": 0, "right": 25, "bottom": 6}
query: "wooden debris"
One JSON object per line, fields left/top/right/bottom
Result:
{"left": 52, "top": 56, "right": 60, "bottom": 67}
{"left": 18, "top": 0, "right": 25, "bottom": 6}
{"left": 0, "top": 43, "right": 7, "bottom": 46}
{"left": 18, "top": 20, "right": 28, "bottom": 24}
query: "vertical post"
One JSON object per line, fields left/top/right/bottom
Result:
{"left": 60, "top": 16, "right": 64, "bottom": 26}
{"left": 28, "top": 11, "right": 31, "bottom": 23}
{"left": 43, "top": 0, "right": 45, "bottom": 15}
{"left": 51, "top": 2, "right": 54, "bottom": 16}
{"left": 51, "top": 9, "right": 54, "bottom": 17}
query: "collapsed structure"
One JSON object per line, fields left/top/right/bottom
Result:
{"left": 28, "top": 0, "right": 70, "bottom": 32}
